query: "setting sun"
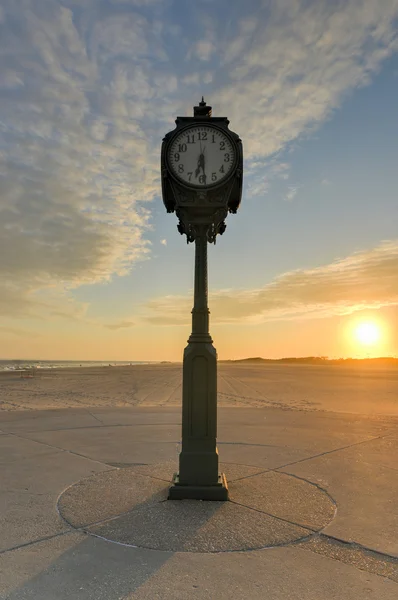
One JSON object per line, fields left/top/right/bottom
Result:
{"left": 355, "top": 322, "right": 381, "bottom": 346}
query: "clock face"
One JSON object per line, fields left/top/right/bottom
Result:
{"left": 167, "top": 125, "right": 236, "bottom": 187}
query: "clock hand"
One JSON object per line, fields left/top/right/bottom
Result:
{"left": 195, "top": 141, "right": 203, "bottom": 177}
{"left": 201, "top": 152, "right": 206, "bottom": 183}
{"left": 195, "top": 159, "right": 201, "bottom": 178}
{"left": 195, "top": 152, "right": 204, "bottom": 178}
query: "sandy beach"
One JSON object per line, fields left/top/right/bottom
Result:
{"left": 1, "top": 362, "right": 397, "bottom": 416}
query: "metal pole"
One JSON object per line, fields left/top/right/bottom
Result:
{"left": 169, "top": 227, "right": 228, "bottom": 500}
{"left": 191, "top": 228, "right": 211, "bottom": 340}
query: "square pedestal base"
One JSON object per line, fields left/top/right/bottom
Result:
{"left": 168, "top": 473, "right": 229, "bottom": 501}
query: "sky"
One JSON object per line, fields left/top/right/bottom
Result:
{"left": 1, "top": 0, "right": 398, "bottom": 361}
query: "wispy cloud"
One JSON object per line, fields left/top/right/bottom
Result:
{"left": 192, "top": 40, "right": 216, "bottom": 61}
{"left": 1, "top": 0, "right": 398, "bottom": 320}
{"left": 245, "top": 159, "right": 290, "bottom": 198}
{"left": 143, "top": 241, "right": 398, "bottom": 325}
{"left": 103, "top": 320, "right": 135, "bottom": 330}
{"left": 285, "top": 185, "right": 299, "bottom": 202}
{"left": 217, "top": 0, "right": 398, "bottom": 159}
{"left": 0, "top": 325, "right": 41, "bottom": 337}
{"left": 0, "top": 0, "right": 166, "bottom": 317}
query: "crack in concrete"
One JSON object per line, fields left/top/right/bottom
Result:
{"left": 218, "top": 441, "right": 285, "bottom": 448}
{"left": 0, "top": 422, "right": 181, "bottom": 434}
{"left": 272, "top": 470, "right": 338, "bottom": 512}
{"left": 4, "top": 431, "right": 116, "bottom": 469}
{"left": 297, "top": 533, "right": 398, "bottom": 583}
{"left": 219, "top": 434, "right": 385, "bottom": 483}
{"left": 228, "top": 498, "right": 317, "bottom": 534}
{"left": 222, "top": 465, "right": 271, "bottom": 482}
{"left": 319, "top": 534, "right": 398, "bottom": 562}
{"left": 0, "top": 530, "right": 75, "bottom": 556}
{"left": 274, "top": 433, "right": 387, "bottom": 471}
{"left": 85, "top": 410, "right": 104, "bottom": 425}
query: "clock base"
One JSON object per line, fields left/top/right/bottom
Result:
{"left": 168, "top": 472, "right": 229, "bottom": 501}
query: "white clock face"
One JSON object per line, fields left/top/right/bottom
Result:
{"left": 167, "top": 125, "right": 235, "bottom": 187}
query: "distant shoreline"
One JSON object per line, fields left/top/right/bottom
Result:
{"left": 219, "top": 356, "right": 398, "bottom": 366}
{"left": 0, "top": 360, "right": 170, "bottom": 373}
{"left": 1, "top": 357, "right": 397, "bottom": 372}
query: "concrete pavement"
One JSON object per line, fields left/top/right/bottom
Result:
{"left": 1, "top": 406, "right": 397, "bottom": 599}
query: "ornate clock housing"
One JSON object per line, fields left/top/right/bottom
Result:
{"left": 166, "top": 124, "right": 237, "bottom": 188}
{"left": 161, "top": 98, "right": 243, "bottom": 242}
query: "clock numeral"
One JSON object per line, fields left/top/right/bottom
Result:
{"left": 178, "top": 143, "right": 187, "bottom": 152}
{"left": 199, "top": 174, "right": 206, "bottom": 184}
{"left": 198, "top": 131, "right": 207, "bottom": 141}
{"left": 186, "top": 134, "right": 195, "bottom": 144}
{"left": 219, "top": 165, "right": 225, "bottom": 173}
{"left": 211, "top": 172, "right": 217, "bottom": 182}
{"left": 178, "top": 164, "right": 184, "bottom": 173}
{"left": 224, "top": 153, "right": 230, "bottom": 162}
{"left": 220, "top": 141, "right": 225, "bottom": 150}
{"left": 174, "top": 152, "right": 180, "bottom": 162}
{"left": 211, "top": 134, "right": 216, "bottom": 143}
{"left": 187, "top": 172, "right": 193, "bottom": 181}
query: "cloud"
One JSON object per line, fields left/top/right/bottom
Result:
{"left": 0, "top": 0, "right": 165, "bottom": 317}
{"left": 245, "top": 158, "right": 291, "bottom": 198}
{"left": 285, "top": 186, "right": 299, "bottom": 201}
{"left": 0, "top": 325, "right": 41, "bottom": 337}
{"left": 1, "top": 0, "right": 398, "bottom": 320}
{"left": 216, "top": 0, "right": 398, "bottom": 159}
{"left": 160, "top": 239, "right": 167, "bottom": 246}
{"left": 103, "top": 320, "right": 135, "bottom": 330}
{"left": 142, "top": 241, "right": 398, "bottom": 325}
{"left": 193, "top": 40, "right": 215, "bottom": 61}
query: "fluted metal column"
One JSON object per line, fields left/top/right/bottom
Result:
{"left": 190, "top": 229, "right": 211, "bottom": 340}
{"left": 169, "top": 227, "right": 228, "bottom": 500}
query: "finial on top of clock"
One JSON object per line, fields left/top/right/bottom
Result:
{"left": 194, "top": 97, "right": 212, "bottom": 117}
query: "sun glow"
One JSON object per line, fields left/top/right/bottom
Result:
{"left": 354, "top": 322, "right": 381, "bottom": 346}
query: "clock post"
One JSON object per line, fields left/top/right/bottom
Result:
{"left": 161, "top": 98, "right": 243, "bottom": 500}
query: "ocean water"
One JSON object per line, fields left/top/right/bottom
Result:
{"left": 0, "top": 360, "right": 156, "bottom": 372}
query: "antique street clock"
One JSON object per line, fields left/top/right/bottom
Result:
{"left": 161, "top": 99, "right": 243, "bottom": 501}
